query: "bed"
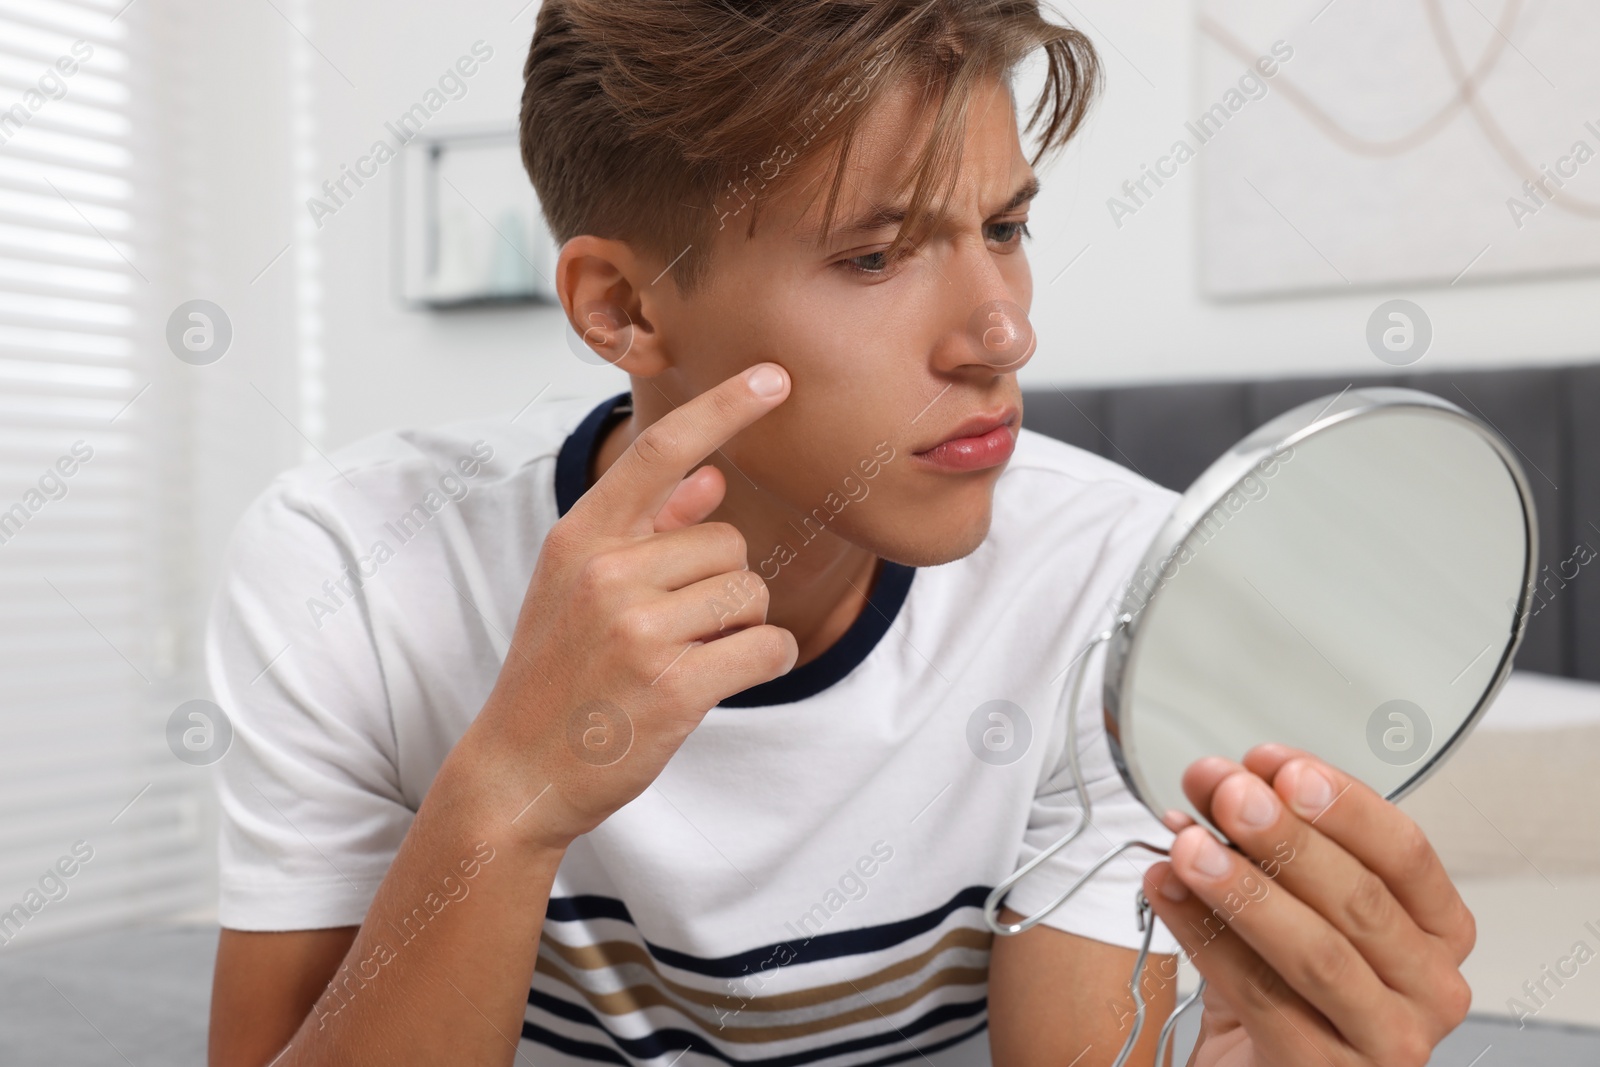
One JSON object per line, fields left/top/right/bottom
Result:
{"left": 1402, "top": 670, "right": 1600, "bottom": 876}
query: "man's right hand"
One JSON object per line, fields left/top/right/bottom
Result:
{"left": 210, "top": 364, "right": 799, "bottom": 1067}
{"left": 465, "top": 362, "right": 799, "bottom": 852}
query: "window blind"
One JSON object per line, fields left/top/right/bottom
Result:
{"left": 0, "top": 0, "right": 208, "bottom": 950}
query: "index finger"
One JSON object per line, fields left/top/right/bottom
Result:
{"left": 573, "top": 362, "right": 790, "bottom": 531}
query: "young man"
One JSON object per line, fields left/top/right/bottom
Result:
{"left": 207, "top": 2, "right": 1475, "bottom": 1064}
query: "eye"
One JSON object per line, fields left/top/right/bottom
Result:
{"left": 836, "top": 220, "right": 1031, "bottom": 277}
{"left": 844, "top": 251, "right": 896, "bottom": 275}
{"left": 839, "top": 243, "right": 912, "bottom": 277}
{"left": 987, "top": 219, "right": 1031, "bottom": 247}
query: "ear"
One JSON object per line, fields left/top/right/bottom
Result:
{"left": 556, "top": 235, "right": 671, "bottom": 377}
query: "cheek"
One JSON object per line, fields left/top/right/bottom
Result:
{"left": 683, "top": 257, "right": 959, "bottom": 508}
{"left": 776, "top": 290, "right": 944, "bottom": 437}
{"left": 750, "top": 296, "right": 913, "bottom": 437}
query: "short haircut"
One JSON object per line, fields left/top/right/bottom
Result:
{"left": 520, "top": 1, "right": 1100, "bottom": 295}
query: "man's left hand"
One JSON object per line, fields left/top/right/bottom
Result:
{"left": 1144, "top": 743, "right": 1476, "bottom": 1067}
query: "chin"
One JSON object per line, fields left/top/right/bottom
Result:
{"left": 854, "top": 506, "right": 995, "bottom": 569}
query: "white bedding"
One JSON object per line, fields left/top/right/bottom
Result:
{"left": 1399, "top": 671, "right": 1600, "bottom": 877}
{"left": 1478, "top": 670, "right": 1600, "bottom": 732}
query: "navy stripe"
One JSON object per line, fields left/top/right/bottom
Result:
{"left": 545, "top": 886, "right": 992, "bottom": 979}
{"left": 549, "top": 391, "right": 918, "bottom": 708}
{"left": 547, "top": 894, "right": 633, "bottom": 925}
{"left": 521, "top": 1021, "right": 632, "bottom": 1065}
{"left": 525, "top": 987, "right": 988, "bottom": 1066}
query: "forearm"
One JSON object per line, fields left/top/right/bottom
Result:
{"left": 986, "top": 910, "right": 1177, "bottom": 1067}
{"left": 279, "top": 735, "right": 565, "bottom": 1066}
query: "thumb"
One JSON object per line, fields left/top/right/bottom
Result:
{"left": 653, "top": 464, "right": 726, "bottom": 532}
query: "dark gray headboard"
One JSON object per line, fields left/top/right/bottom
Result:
{"left": 1021, "top": 364, "right": 1600, "bottom": 682}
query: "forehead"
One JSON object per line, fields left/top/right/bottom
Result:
{"left": 754, "top": 69, "right": 1031, "bottom": 248}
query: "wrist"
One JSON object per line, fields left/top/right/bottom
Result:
{"left": 431, "top": 722, "right": 576, "bottom": 864}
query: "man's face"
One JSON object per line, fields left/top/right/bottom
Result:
{"left": 646, "top": 70, "right": 1037, "bottom": 568}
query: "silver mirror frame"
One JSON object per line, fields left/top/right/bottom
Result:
{"left": 1101, "top": 386, "right": 1541, "bottom": 822}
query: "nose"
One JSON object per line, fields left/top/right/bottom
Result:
{"left": 932, "top": 240, "right": 1036, "bottom": 375}
{"left": 966, "top": 299, "right": 1036, "bottom": 371}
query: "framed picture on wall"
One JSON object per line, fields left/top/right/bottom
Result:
{"left": 1195, "top": 0, "right": 1600, "bottom": 297}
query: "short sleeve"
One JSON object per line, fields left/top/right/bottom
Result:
{"left": 205, "top": 479, "right": 414, "bottom": 931}
{"left": 1002, "top": 494, "right": 1181, "bottom": 956}
{"left": 1004, "top": 640, "right": 1180, "bottom": 955}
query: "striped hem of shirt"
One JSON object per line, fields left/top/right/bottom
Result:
{"left": 521, "top": 885, "right": 997, "bottom": 1065}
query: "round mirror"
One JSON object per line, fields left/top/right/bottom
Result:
{"left": 1102, "top": 387, "right": 1538, "bottom": 834}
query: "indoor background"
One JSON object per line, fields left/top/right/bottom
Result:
{"left": 1, "top": 0, "right": 1598, "bottom": 1063}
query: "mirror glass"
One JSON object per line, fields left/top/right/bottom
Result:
{"left": 1103, "top": 391, "right": 1535, "bottom": 833}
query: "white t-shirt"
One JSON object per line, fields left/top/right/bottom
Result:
{"left": 206, "top": 390, "right": 1183, "bottom": 1066}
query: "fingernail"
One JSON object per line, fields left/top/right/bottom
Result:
{"left": 1159, "top": 867, "right": 1190, "bottom": 902}
{"left": 746, "top": 363, "right": 786, "bottom": 397}
{"left": 1237, "top": 776, "right": 1279, "bottom": 830}
{"left": 1193, "top": 834, "right": 1232, "bottom": 879}
{"left": 1291, "top": 763, "right": 1334, "bottom": 816}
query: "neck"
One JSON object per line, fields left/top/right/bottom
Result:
{"left": 591, "top": 389, "right": 882, "bottom": 669}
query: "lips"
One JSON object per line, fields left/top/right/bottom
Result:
{"left": 912, "top": 409, "right": 1019, "bottom": 472}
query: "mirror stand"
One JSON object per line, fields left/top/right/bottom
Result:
{"left": 982, "top": 620, "right": 1207, "bottom": 1067}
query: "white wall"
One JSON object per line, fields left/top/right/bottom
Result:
{"left": 288, "top": 1, "right": 619, "bottom": 453}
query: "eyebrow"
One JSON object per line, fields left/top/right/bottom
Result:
{"left": 810, "top": 174, "right": 1041, "bottom": 242}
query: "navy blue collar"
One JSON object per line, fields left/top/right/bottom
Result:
{"left": 554, "top": 392, "right": 916, "bottom": 707}
{"left": 554, "top": 390, "right": 635, "bottom": 517}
